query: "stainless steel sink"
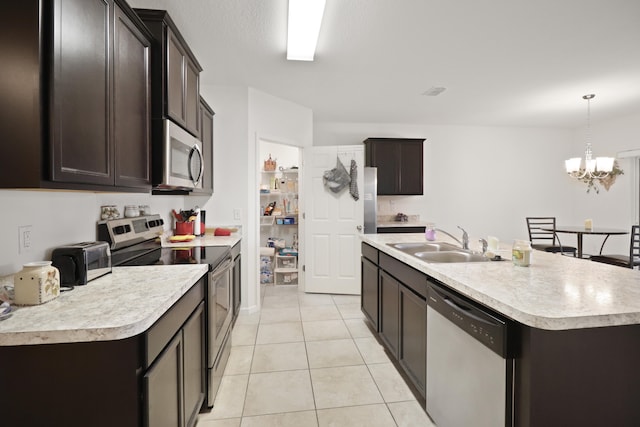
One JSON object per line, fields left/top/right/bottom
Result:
{"left": 413, "top": 250, "right": 488, "bottom": 263}
{"left": 387, "top": 242, "right": 488, "bottom": 263}
{"left": 387, "top": 242, "right": 461, "bottom": 253}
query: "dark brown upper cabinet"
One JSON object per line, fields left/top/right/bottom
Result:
{"left": 135, "top": 9, "right": 202, "bottom": 138}
{"left": 191, "top": 97, "right": 214, "bottom": 196}
{"left": 364, "top": 138, "right": 425, "bottom": 195}
{"left": 0, "top": 0, "right": 152, "bottom": 192}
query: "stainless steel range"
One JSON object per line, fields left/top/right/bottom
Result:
{"left": 97, "top": 214, "right": 234, "bottom": 409}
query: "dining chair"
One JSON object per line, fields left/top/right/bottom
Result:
{"left": 526, "top": 217, "right": 577, "bottom": 256}
{"left": 590, "top": 225, "right": 640, "bottom": 269}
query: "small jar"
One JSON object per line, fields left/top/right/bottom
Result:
{"left": 139, "top": 205, "right": 151, "bottom": 216}
{"left": 425, "top": 224, "right": 436, "bottom": 241}
{"left": 124, "top": 205, "right": 139, "bottom": 218}
{"left": 512, "top": 240, "right": 532, "bottom": 267}
{"left": 14, "top": 261, "right": 60, "bottom": 305}
{"left": 101, "top": 205, "right": 120, "bottom": 220}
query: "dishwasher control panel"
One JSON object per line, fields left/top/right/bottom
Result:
{"left": 427, "top": 281, "right": 508, "bottom": 357}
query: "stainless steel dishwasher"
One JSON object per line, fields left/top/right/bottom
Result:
{"left": 426, "top": 281, "right": 513, "bottom": 427}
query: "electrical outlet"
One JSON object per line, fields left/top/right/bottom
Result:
{"left": 19, "top": 225, "right": 33, "bottom": 254}
{"left": 233, "top": 208, "right": 241, "bottom": 221}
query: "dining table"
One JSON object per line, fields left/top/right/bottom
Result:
{"left": 541, "top": 225, "right": 629, "bottom": 259}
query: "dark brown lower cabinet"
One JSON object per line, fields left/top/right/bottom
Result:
{"left": 0, "top": 279, "right": 206, "bottom": 427}
{"left": 145, "top": 301, "right": 204, "bottom": 427}
{"left": 145, "top": 332, "right": 183, "bottom": 427}
{"left": 361, "top": 257, "right": 379, "bottom": 330}
{"left": 182, "top": 302, "right": 206, "bottom": 426}
{"left": 363, "top": 246, "right": 640, "bottom": 425}
{"left": 361, "top": 243, "right": 426, "bottom": 396}
{"left": 379, "top": 270, "right": 400, "bottom": 358}
{"left": 399, "top": 286, "right": 426, "bottom": 396}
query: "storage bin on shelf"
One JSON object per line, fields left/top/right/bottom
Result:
{"left": 274, "top": 269, "right": 298, "bottom": 285}
{"left": 276, "top": 216, "right": 296, "bottom": 225}
{"left": 260, "top": 216, "right": 275, "bottom": 226}
{"left": 275, "top": 255, "right": 297, "bottom": 269}
{"left": 274, "top": 251, "right": 298, "bottom": 285}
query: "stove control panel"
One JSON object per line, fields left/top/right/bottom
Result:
{"left": 97, "top": 214, "right": 165, "bottom": 249}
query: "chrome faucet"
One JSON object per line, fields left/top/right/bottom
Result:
{"left": 435, "top": 226, "right": 469, "bottom": 250}
{"left": 457, "top": 226, "right": 469, "bottom": 250}
{"left": 479, "top": 238, "right": 488, "bottom": 254}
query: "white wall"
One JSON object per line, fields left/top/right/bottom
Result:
{"left": 198, "top": 84, "right": 249, "bottom": 225}
{"left": 0, "top": 190, "right": 184, "bottom": 276}
{"left": 247, "top": 89, "right": 312, "bottom": 310}
{"left": 196, "top": 86, "right": 312, "bottom": 313}
{"left": 315, "top": 116, "right": 640, "bottom": 256}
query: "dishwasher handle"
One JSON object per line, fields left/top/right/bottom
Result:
{"left": 441, "top": 294, "right": 502, "bottom": 328}
{"left": 427, "top": 281, "right": 508, "bottom": 357}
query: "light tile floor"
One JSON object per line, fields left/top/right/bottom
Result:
{"left": 197, "top": 284, "right": 435, "bottom": 427}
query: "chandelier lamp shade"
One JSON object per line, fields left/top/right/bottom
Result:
{"left": 565, "top": 94, "right": 615, "bottom": 180}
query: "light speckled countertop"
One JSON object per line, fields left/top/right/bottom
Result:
{"left": 0, "top": 265, "right": 208, "bottom": 346}
{"left": 363, "top": 233, "right": 640, "bottom": 331}
{"left": 161, "top": 228, "right": 242, "bottom": 248}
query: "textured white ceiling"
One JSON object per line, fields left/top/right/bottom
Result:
{"left": 130, "top": 0, "right": 640, "bottom": 128}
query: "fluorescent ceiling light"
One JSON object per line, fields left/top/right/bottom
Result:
{"left": 287, "top": 0, "right": 326, "bottom": 61}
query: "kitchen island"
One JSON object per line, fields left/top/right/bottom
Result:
{"left": 0, "top": 264, "right": 209, "bottom": 427}
{"left": 362, "top": 233, "right": 640, "bottom": 427}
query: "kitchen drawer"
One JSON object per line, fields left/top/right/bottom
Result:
{"left": 145, "top": 277, "right": 205, "bottom": 367}
{"left": 362, "top": 242, "right": 379, "bottom": 264}
{"left": 380, "top": 252, "right": 427, "bottom": 299}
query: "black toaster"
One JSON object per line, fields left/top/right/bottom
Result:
{"left": 51, "top": 241, "right": 112, "bottom": 286}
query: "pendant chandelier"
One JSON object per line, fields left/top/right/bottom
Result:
{"left": 565, "top": 94, "right": 614, "bottom": 179}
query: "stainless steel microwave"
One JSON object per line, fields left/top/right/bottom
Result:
{"left": 153, "top": 119, "right": 204, "bottom": 190}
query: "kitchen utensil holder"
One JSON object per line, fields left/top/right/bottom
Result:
{"left": 175, "top": 221, "right": 194, "bottom": 236}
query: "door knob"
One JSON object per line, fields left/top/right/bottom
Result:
{"left": 357, "top": 225, "right": 363, "bottom": 231}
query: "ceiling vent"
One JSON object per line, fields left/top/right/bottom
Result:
{"left": 422, "top": 87, "right": 447, "bottom": 96}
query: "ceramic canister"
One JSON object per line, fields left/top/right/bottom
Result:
{"left": 14, "top": 261, "right": 61, "bottom": 305}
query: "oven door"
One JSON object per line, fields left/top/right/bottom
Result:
{"left": 207, "top": 257, "right": 233, "bottom": 407}
{"left": 157, "top": 119, "right": 204, "bottom": 190}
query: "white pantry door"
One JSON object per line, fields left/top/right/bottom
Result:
{"left": 303, "top": 145, "right": 364, "bottom": 294}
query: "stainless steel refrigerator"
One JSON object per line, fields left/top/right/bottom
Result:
{"left": 363, "top": 167, "right": 377, "bottom": 233}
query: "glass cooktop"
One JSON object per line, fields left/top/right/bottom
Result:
{"left": 116, "top": 243, "right": 230, "bottom": 270}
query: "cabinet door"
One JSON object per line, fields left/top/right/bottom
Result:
{"left": 364, "top": 138, "right": 423, "bottom": 195}
{"left": 399, "top": 286, "right": 426, "bottom": 396}
{"left": 367, "top": 141, "right": 398, "bottom": 195}
{"left": 183, "top": 302, "right": 205, "bottom": 427}
{"left": 379, "top": 270, "right": 400, "bottom": 357}
{"left": 50, "top": 0, "right": 112, "bottom": 185}
{"left": 398, "top": 141, "right": 423, "bottom": 195}
{"left": 361, "top": 257, "right": 379, "bottom": 331}
{"left": 233, "top": 254, "right": 242, "bottom": 319}
{"left": 193, "top": 98, "right": 214, "bottom": 195}
{"left": 113, "top": 4, "right": 151, "bottom": 189}
{"left": 144, "top": 333, "right": 184, "bottom": 427}
{"left": 185, "top": 59, "right": 200, "bottom": 137}
{"left": 167, "top": 29, "right": 185, "bottom": 127}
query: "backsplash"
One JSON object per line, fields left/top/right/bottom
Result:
{"left": 0, "top": 190, "right": 185, "bottom": 276}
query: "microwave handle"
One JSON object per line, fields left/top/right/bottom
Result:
{"left": 189, "top": 144, "right": 204, "bottom": 186}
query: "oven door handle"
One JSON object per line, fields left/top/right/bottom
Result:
{"left": 210, "top": 257, "right": 233, "bottom": 279}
